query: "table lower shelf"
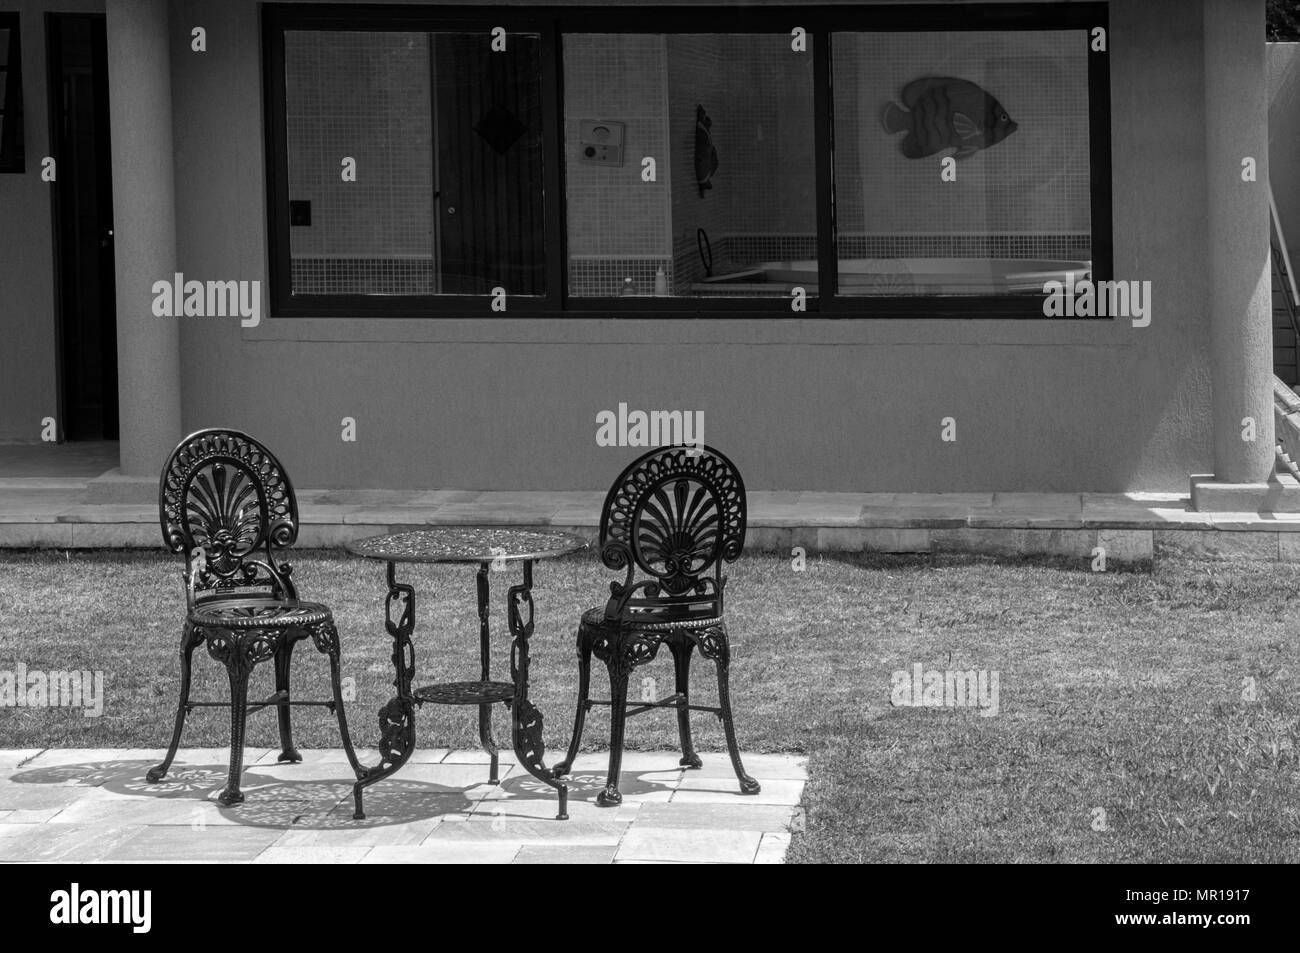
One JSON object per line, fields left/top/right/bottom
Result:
{"left": 413, "top": 680, "right": 516, "bottom": 706}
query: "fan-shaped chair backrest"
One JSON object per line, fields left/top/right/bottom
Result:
{"left": 158, "top": 429, "right": 300, "bottom": 601}
{"left": 598, "top": 445, "right": 746, "bottom": 624}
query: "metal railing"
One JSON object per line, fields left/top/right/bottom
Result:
{"left": 1269, "top": 188, "right": 1300, "bottom": 383}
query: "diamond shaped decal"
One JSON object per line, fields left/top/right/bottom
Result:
{"left": 474, "top": 104, "right": 527, "bottom": 155}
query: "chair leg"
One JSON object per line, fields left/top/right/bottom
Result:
{"left": 669, "top": 631, "right": 702, "bottom": 769}
{"left": 553, "top": 624, "right": 593, "bottom": 778}
{"left": 309, "top": 620, "right": 363, "bottom": 777}
{"left": 597, "top": 633, "right": 631, "bottom": 807}
{"left": 147, "top": 622, "right": 204, "bottom": 784}
{"left": 218, "top": 644, "right": 253, "bottom": 807}
{"left": 700, "top": 627, "right": 761, "bottom": 795}
{"left": 274, "top": 635, "right": 302, "bottom": 764}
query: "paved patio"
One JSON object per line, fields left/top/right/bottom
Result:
{"left": 0, "top": 748, "right": 804, "bottom": 864}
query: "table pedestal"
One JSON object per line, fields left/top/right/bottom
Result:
{"left": 351, "top": 558, "right": 568, "bottom": 820}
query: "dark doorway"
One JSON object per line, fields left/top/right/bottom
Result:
{"left": 47, "top": 13, "right": 117, "bottom": 441}
{"left": 433, "top": 33, "right": 545, "bottom": 295}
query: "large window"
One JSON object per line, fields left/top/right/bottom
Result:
{"left": 263, "top": 4, "right": 1110, "bottom": 317}
{"left": 0, "top": 13, "right": 24, "bottom": 174}
{"left": 563, "top": 33, "right": 815, "bottom": 299}
{"left": 282, "top": 29, "right": 545, "bottom": 298}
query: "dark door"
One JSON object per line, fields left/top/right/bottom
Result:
{"left": 48, "top": 14, "right": 117, "bottom": 441}
{"left": 433, "top": 33, "right": 545, "bottom": 295}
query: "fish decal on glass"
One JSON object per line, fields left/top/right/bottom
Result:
{"left": 881, "top": 77, "right": 1018, "bottom": 159}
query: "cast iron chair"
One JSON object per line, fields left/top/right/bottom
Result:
{"left": 147, "top": 428, "right": 361, "bottom": 805}
{"left": 553, "top": 445, "right": 761, "bottom": 805}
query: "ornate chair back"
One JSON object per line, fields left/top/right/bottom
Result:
{"left": 598, "top": 445, "right": 746, "bottom": 627}
{"left": 158, "top": 429, "right": 301, "bottom": 608}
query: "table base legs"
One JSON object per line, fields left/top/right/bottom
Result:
{"left": 509, "top": 563, "right": 567, "bottom": 819}
{"left": 353, "top": 563, "right": 417, "bottom": 821}
{"left": 513, "top": 696, "right": 568, "bottom": 820}
{"left": 355, "top": 559, "right": 568, "bottom": 821}
{"left": 352, "top": 695, "right": 416, "bottom": 820}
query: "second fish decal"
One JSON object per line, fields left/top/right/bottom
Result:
{"left": 882, "top": 77, "right": 1018, "bottom": 159}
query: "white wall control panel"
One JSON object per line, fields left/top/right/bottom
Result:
{"left": 577, "top": 119, "right": 626, "bottom": 166}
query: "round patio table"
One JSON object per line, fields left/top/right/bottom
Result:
{"left": 345, "top": 528, "right": 588, "bottom": 820}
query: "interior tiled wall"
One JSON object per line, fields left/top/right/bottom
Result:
{"left": 667, "top": 34, "right": 817, "bottom": 292}
{"left": 667, "top": 36, "right": 733, "bottom": 291}
{"left": 285, "top": 31, "right": 435, "bottom": 293}
{"left": 563, "top": 34, "right": 673, "bottom": 296}
{"left": 721, "top": 34, "right": 817, "bottom": 238}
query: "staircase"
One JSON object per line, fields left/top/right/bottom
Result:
{"left": 1270, "top": 189, "right": 1300, "bottom": 385}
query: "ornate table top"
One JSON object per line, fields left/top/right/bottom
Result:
{"left": 346, "top": 527, "right": 589, "bottom": 564}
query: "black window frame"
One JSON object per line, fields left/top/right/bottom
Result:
{"left": 0, "top": 13, "right": 25, "bottom": 174}
{"left": 263, "top": 2, "right": 1111, "bottom": 319}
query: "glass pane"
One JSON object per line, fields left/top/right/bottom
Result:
{"left": 284, "top": 30, "right": 545, "bottom": 297}
{"left": 0, "top": 29, "right": 9, "bottom": 70}
{"left": 832, "top": 30, "right": 1092, "bottom": 298}
{"left": 564, "top": 34, "right": 815, "bottom": 298}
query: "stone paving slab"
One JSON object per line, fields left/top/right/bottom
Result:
{"left": 273, "top": 816, "right": 444, "bottom": 848}
{"left": 969, "top": 493, "right": 1084, "bottom": 529}
{"left": 754, "top": 832, "right": 793, "bottom": 864}
{"left": 362, "top": 843, "right": 522, "bottom": 864}
{"left": 470, "top": 795, "right": 644, "bottom": 824}
{"left": 614, "top": 827, "right": 764, "bottom": 864}
{"left": 692, "top": 752, "right": 808, "bottom": 780}
{"left": 672, "top": 777, "right": 806, "bottom": 805}
{"left": 0, "top": 822, "right": 146, "bottom": 863}
{"left": 250, "top": 747, "right": 394, "bottom": 766}
{"left": 0, "top": 751, "right": 43, "bottom": 772}
{"left": 0, "top": 748, "right": 803, "bottom": 864}
{"left": 512, "top": 844, "right": 619, "bottom": 864}
{"left": 422, "top": 816, "right": 630, "bottom": 846}
{"left": 102, "top": 826, "right": 285, "bottom": 863}
{"left": 254, "top": 845, "right": 372, "bottom": 864}
{"left": 633, "top": 802, "right": 800, "bottom": 832}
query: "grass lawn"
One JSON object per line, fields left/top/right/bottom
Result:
{"left": 1, "top": 547, "right": 1298, "bottom": 862}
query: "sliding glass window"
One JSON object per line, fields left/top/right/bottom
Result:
{"left": 0, "top": 13, "right": 25, "bottom": 174}
{"left": 563, "top": 33, "right": 814, "bottom": 299}
{"left": 284, "top": 30, "right": 545, "bottom": 298}
{"left": 263, "top": 5, "right": 1109, "bottom": 317}
{"left": 832, "top": 29, "right": 1094, "bottom": 297}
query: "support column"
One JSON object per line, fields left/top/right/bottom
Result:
{"left": 1204, "top": 0, "right": 1274, "bottom": 484}
{"left": 105, "top": 0, "right": 181, "bottom": 477}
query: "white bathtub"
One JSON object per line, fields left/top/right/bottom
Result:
{"left": 695, "top": 258, "right": 1092, "bottom": 295}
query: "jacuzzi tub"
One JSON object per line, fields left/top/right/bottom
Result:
{"left": 693, "top": 258, "right": 1092, "bottom": 295}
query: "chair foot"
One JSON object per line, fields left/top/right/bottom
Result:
{"left": 277, "top": 748, "right": 302, "bottom": 764}
{"left": 680, "top": 753, "right": 703, "bottom": 769}
{"left": 217, "top": 786, "right": 245, "bottom": 806}
{"left": 145, "top": 765, "right": 168, "bottom": 783}
{"left": 596, "top": 786, "right": 623, "bottom": 807}
{"left": 739, "top": 775, "right": 762, "bottom": 795}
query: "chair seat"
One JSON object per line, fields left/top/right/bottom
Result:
{"left": 190, "top": 597, "right": 331, "bottom": 629}
{"left": 580, "top": 606, "right": 722, "bottom": 631}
